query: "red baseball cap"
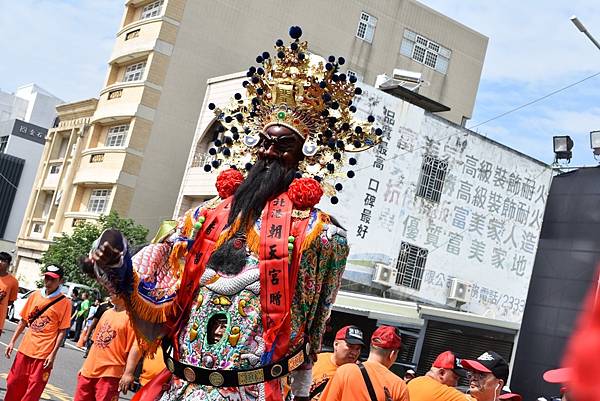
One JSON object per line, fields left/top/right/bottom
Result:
{"left": 335, "top": 325, "right": 365, "bottom": 345}
{"left": 543, "top": 367, "right": 571, "bottom": 384}
{"left": 499, "top": 393, "right": 522, "bottom": 401}
{"left": 43, "top": 264, "right": 64, "bottom": 279}
{"left": 432, "top": 351, "right": 467, "bottom": 377}
{"left": 371, "top": 325, "right": 401, "bottom": 350}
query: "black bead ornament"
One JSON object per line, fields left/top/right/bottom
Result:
{"left": 245, "top": 162, "right": 253, "bottom": 170}
{"left": 256, "top": 56, "right": 263, "bottom": 63}
{"left": 257, "top": 67, "right": 264, "bottom": 75}
{"left": 349, "top": 158, "right": 357, "bottom": 165}
{"left": 289, "top": 26, "right": 303, "bottom": 39}
{"left": 349, "top": 106, "right": 357, "bottom": 113}
{"left": 325, "top": 63, "right": 333, "bottom": 71}
{"left": 204, "top": 164, "right": 211, "bottom": 172}
{"left": 276, "top": 39, "right": 284, "bottom": 47}
{"left": 339, "top": 73, "right": 347, "bottom": 81}
{"left": 208, "top": 148, "right": 217, "bottom": 155}
{"left": 328, "top": 55, "right": 336, "bottom": 62}
{"left": 335, "top": 183, "right": 343, "bottom": 191}
{"left": 321, "top": 110, "right": 329, "bottom": 117}
{"left": 211, "top": 160, "right": 220, "bottom": 168}
{"left": 330, "top": 196, "right": 339, "bottom": 204}
{"left": 336, "top": 140, "right": 345, "bottom": 149}
{"left": 295, "top": 171, "right": 303, "bottom": 179}
{"left": 347, "top": 171, "right": 355, "bottom": 178}
{"left": 326, "top": 163, "right": 335, "bottom": 172}
{"left": 375, "top": 128, "right": 382, "bottom": 136}
{"left": 214, "top": 139, "right": 222, "bottom": 146}
{"left": 262, "top": 51, "right": 270, "bottom": 59}
{"left": 291, "top": 42, "right": 298, "bottom": 51}
{"left": 332, "top": 74, "right": 339, "bottom": 82}
{"left": 349, "top": 75, "right": 357, "bottom": 83}
{"left": 236, "top": 113, "right": 244, "bottom": 121}
{"left": 277, "top": 51, "right": 285, "bottom": 59}
{"left": 331, "top": 101, "right": 339, "bottom": 110}
{"left": 354, "top": 126, "right": 362, "bottom": 134}
{"left": 353, "top": 140, "right": 361, "bottom": 147}
{"left": 322, "top": 93, "right": 332, "bottom": 102}
{"left": 232, "top": 133, "right": 240, "bottom": 140}
{"left": 217, "top": 125, "right": 225, "bottom": 133}
{"left": 338, "top": 57, "right": 345, "bottom": 65}
{"left": 225, "top": 116, "right": 232, "bottom": 123}
{"left": 249, "top": 66, "right": 256, "bottom": 74}
{"left": 257, "top": 88, "right": 264, "bottom": 95}
{"left": 230, "top": 126, "right": 238, "bottom": 133}
{"left": 298, "top": 52, "right": 305, "bottom": 60}
{"left": 208, "top": 103, "right": 216, "bottom": 110}
{"left": 342, "top": 122, "right": 350, "bottom": 131}
{"left": 242, "top": 80, "right": 249, "bottom": 87}
{"left": 333, "top": 152, "right": 342, "bottom": 160}
{"left": 367, "top": 115, "right": 375, "bottom": 123}
{"left": 319, "top": 81, "right": 327, "bottom": 89}
{"left": 251, "top": 76, "right": 260, "bottom": 84}
{"left": 314, "top": 176, "right": 322, "bottom": 182}
{"left": 355, "top": 87, "right": 362, "bottom": 95}
{"left": 223, "top": 148, "right": 231, "bottom": 156}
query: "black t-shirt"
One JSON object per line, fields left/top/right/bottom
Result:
{"left": 93, "top": 301, "right": 112, "bottom": 320}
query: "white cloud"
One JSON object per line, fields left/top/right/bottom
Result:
{"left": 0, "top": 0, "right": 121, "bottom": 101}
{"left": 420, "top": 0, "right": 600, "bottom": 82}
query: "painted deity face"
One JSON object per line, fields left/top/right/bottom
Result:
{"left": 257, "top": 125, "right": 304, "bottom": 169}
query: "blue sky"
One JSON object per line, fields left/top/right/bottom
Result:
{"left": 1, "top": 0, "right": 599, "bottom": 166}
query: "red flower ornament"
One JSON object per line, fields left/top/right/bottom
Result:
{"left": 288, "top": 178, "right": 323, "bottom": 210}
{"left": 215, "top": 168, "right": 244, "bottom": 199}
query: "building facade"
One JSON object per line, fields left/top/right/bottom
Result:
{"left": 176, "top": 73, "right": 553, "bottom": 376}
{"left": 0, "top": 84, "right": 63, "bottom": 128}
{"left": 15, "top": 0, "right": 487, "bottom": 294}
{"left": 14, "top": 99, "right": 98, "bottom": 288}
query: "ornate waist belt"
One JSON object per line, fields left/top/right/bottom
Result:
{"left": 163, "top": 339, "right": 310, "bottom": 387}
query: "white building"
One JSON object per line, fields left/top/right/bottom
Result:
{"left": 175, "top": 73, "right": 553, "bottom": 374}
{"left": 0, "top": 84, "right": 62, "bottom": 254}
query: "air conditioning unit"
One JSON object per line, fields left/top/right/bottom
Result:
{"left": 372, "top": 263, "right": 397, "bottom": 286}
{"left": 447, "top": 278, "right": 472, "bottom": 303}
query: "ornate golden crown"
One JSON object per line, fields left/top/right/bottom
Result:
{"left": 205, "top": 26, "right": 382, "bottom": 201}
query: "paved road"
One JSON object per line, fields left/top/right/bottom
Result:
{"left": 0, "top": 320, "right": 135, "bottom": 401}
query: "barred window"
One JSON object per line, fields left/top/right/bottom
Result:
{"left": 123, "top": 62, "right": 146, "bottom": 82}
{"left": 356, "top": 12, "right": 377, "bottom": 43}
{"left": 106, "top": 125, "right": 129, "bottom": 147}
{"left": 0, "top": 136, "right": 7, "bottom": 153}
{"left": 140, "top": 0, "right": 164, "bottom": 20}
{"left": 416, "top": 155, "right": 448, "bottom": 203}
{"left": 87, "top": 189, "right": 111, "bottom": 213}
{"left": 396, "top": 242, "right": 428, "bottom": 290}
{"left": 400, "top": 30, "right": 451, "bottom": 74}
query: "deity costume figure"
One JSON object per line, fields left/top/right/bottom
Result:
{"left": 85, "top": 26, "right": 382, "bottom": 401}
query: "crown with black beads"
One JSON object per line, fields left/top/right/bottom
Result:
{"left": 205, "top": 26, "right": 382, "bottom": 201}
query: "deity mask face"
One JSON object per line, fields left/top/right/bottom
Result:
{"left": 257, "top": 124, "right": 304, "bottom": 170}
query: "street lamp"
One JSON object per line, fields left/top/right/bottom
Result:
{"left": 553, "top": 135, "right": 574, "bottom": 162}
{"left": 570, "top": 15, "right": 600, "bottom": 51}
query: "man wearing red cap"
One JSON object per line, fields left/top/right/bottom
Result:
{"left": 309, "top": 325, "right": 365, "bottom": 400}
{"left": 461, "top": 351, "right": 510, "bottom": 401}
{"left": 320, "top": 325, "right": 409, "bottom": 401}
{"left": 407, "top": 350, "right": 471, "bottom": 401}
{"left": 4, "top": 265, "right": 71, "bottom": 401}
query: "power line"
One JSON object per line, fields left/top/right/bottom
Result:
{"left": 469, "top": 71, "right": 600, "bottom": 130}
{"left": 0, "top": 172, "right": 18, "bottom": 190}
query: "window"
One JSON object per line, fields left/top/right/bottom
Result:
{"left": 125, "top": 29, "right": 140, "bottom": 40}
{"left": 140, "top": 0, "right": 164, "bottom": 20}
{"left": 123, "top": 62, "right": 146, "bottom": 82}
{"left": 395, "top": 242, "right": 428, "bottom": 290}
{"left": 90, "top": 154, "right": 105, "bottom": 163}
{"left": 416, "top": 155, "right": 448, "bottom": 203}
{"left": 106, "top": 125, "right": 129, "bottom": 147}
{"left": 32, "top": 223, "right": 44, "bottom": 234}
{"left": 356, "top": 12, "right": 377, "bottom": 43}
{"left": 400, "top": 30, "right": 451, "bottom": 74}
{"left": 49, "top": 165, "right": 60, "bottom": 174}
{"left": 108, "top": 89, "right": 123, "bottom": 99}
{"left": 0, "top": 136, "right": 8, "bottom": 153}
{"left": 87, "top": 189, "right": 111, "bottom": 213}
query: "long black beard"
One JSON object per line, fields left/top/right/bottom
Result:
{"left": 207, "top": 159, "right": 294, "bottom": 276}
{"left": 227, "top": 159, "right": 295, "bottom": 228}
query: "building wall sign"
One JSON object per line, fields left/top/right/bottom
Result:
{"left": 321, "top": 84, "right": 553, "bottom": 323}
{"left": 11, "top": 119, "right": 47, "bottom": 144}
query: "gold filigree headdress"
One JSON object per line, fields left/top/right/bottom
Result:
{"left": 204, "top": 26, "right": 382, "bottom": 203}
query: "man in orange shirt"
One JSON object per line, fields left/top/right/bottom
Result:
{"left": 4, "top": 264, "right": 71, "bottom": 401}
{"left": 407, "top": 350, "right": 471, "bottom": 401}
{"left": 309, "top": 325, "right": 365, "bottom": 400}
{"left": 321, "top": 325, "right": 409, "bottom": 401}
{"left": 0, "top": 252, "right": 19, "bottom": 335}
{"left": 74, "top": 294, "right": 142, "bottom": 401}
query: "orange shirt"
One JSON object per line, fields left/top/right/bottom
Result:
{"left": 311, "top": 353, "right": 340, "bottom": 400}
{"left": 139, "top": 346, "right": 166, "bottom": 385}
{"left": 0, "top": 274, "right": 18, "bottom": 331}
{"left": 19, "top": 290, "right": 71, "bottom": 359}
{"left": 321, "top": 360, "right": 410, "bottom": 401}
{"left": 80, "top": 308, "right": 136, "bottom": 378}
{"left": 408, "top": 375, "right": 474, "bottom": 401}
